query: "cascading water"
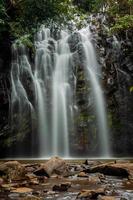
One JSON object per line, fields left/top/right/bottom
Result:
{"left": 10, "top": 25, "right": 110, "bottom": 158}
{"left": 52, "top": 33, "right": 73, "bottom": 157}
{"left": 79, "top": 27, "right": 110, "bottom": 157}
{"left": 11, "top": 44, "right": 36, "bottom": 155}
{"left": 34, "top": 28, "right": 51, "bottom": 157}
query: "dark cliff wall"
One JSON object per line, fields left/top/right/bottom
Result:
{"left": 0, "top": 31, "right": 11, "bottom": 135}
{"left": 93, "top": 14, "right": 133, "bottom": 156}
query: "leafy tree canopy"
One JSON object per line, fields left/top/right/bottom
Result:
{"left": 0, "top": 0, "right": 133, "bottom": 42}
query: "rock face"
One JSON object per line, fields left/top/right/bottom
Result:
{"left": 90, "top": 13, "right": 133, "bottom": 156}
{"left": 0, "top": 31, "right": 11, "bottom": 158}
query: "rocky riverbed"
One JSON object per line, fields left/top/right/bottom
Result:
{"left": 0, "top": 158, "right": 133, "bottom": 200}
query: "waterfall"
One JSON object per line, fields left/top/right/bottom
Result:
{"left": 79, "top": 27, "right": 110, "bottom": 157}
{"left": 10, "top": 26, "right": 110, "bottom": 158}
{"left": 52, "top": 33, "right": 72, "bottom": 157}
{"left": 11, "top": 44, "right": 36, "bottom": 155}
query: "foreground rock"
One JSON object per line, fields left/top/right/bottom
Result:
{"left": 0, "top": 159, "right": 133, "bottom": 200}
{"left": 76, "top": 188, "right": 105, "bottom": 199}
{"left": 84, "top": 162, "right": 133, "bottom": 178}
{"left": 34, "top": 156, "right": 67, "bottom": 177}
{"left": 0, "top": 161, "right": 25, "bottom": 180}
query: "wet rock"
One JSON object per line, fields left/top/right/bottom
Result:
{"left": 84, "top": 160, "right": 101, "bottom": 166}
{"left": 24, "top": 164, "right": 39, "bottom": 173}
{"left": 0, "top": 161, "right": 25, "bottom": 180}
{"left": 25, "top": 173, "right": 39, "bottom": 185}
{"left": 68, "top": 32, "right": 81, "bottom": 52}
{"left": 75, "top": 165, "right": 84, "bottom": 171}
{"left": 29, "top": 178, "right": 39, "bottom": 185}
{"left": 76, "top": 188, "right": 105, "bottom": 199}
{"left": 53, "top": 182, "right": 71, "bottom": 192}
{"left": 34, "top": 157, "right": 67, "bottom": 177}
{"left": 1, "top": 183, "right": 17, "bottom": 191}
{"left": 120, "top": 192, "right": 133, "bottom": 200}
{"left": 78, "top": 172, "right": 89, "bottom": 178}
{"left": 89, "top": 163, "right": 130, "bottom": 178}
{"left": 89, "top": 175, "right": 101, "bottom": 184}
{"left": 8, "top": 193, "right": 20, "bottom": 199}
{"left": 98, "top": 196, "right": 117, "bottom": 200}
{"left": 11, "top": 187, "right": 33, "bottom": 193}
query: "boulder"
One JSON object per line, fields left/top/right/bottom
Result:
{"left": 87, "top": 162, "right": 133, "bottom": 178}
{"left": 34, "top": 157, "right": 67, "bottom": 177}
{"left": 0, "top": 161, "right": 25, "bottom": 180}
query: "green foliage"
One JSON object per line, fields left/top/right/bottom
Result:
{"left": 0, "top": 0, "right": 133, "bottom": 44}
{"left": 0, "top": 1, "right": 8, "bottom": 32}
{"left": 73, "top": 0, "right": 96, "bottom": 12}
{"left": 92, "top": 0, "right": 106, "bottom": 12}
{"left": 11, "top": 0, "right": 77, "bottom": 36}
{"left": 0, "top": 0, "right": 78, "bottom": 41}
{"left": 110, "top": 15, "right": 133, "bottom": 33}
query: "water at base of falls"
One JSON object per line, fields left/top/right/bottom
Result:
{"left": 10, "top": 26, "right": 110, "bottom": 158}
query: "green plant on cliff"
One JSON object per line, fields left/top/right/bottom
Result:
{"left": 0, "top": 1, "right": 9, "bottom": 34}
{"left": 110, "top": 14, "right": 133, "bottom": 33}
{"left": 73, "top": 0, "right": 133, "bottom": 34}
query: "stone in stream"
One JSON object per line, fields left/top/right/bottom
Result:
{"left": 120, "top": 192, "right": 133, "bottom": 200}
{"left": 33, "top": 157, "right": 67, "bottom": 177}
{"left": 76, "top": 188, "right": 105, "bottom": 199}
{"left": 74, "top": 164, "right": 84, "bottom": 171}
{"left": 78, "top": 172, "right": 89, "bottom": 178}
{"left": 25, "top": 174, "right": 39, "bottom": 185}
{"left": 85, "top": 162, "right": 132, "bottom": 178}
{"left": 1, "top": 183, "right": 17, "bottom": 191}
{"left": 89, "top": 176, "right": 101, "bottom": 184}
{"left": 53, "top": 182, "right": 71, "bottom": 192}
{"left": 11, "top": 187, "right": 33, "bottom": 193}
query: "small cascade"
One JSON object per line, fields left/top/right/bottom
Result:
{"left": 10, "top": 25, "right": 110, "bottom": 158}
{"left": 11, "top": 44, "right": 35, "bottom": 155}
